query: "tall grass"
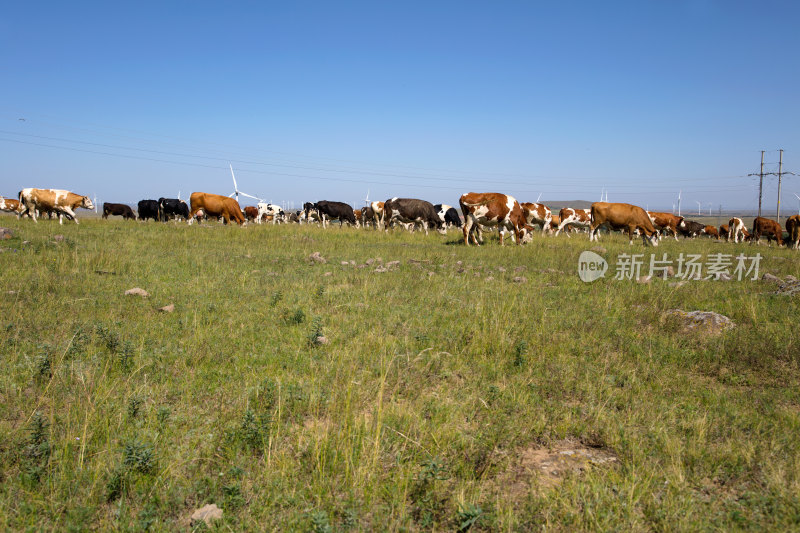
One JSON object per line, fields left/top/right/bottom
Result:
{"left": 0, "top": 216, "right": 798, "bottom": 530}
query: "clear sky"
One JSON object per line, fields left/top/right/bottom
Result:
{"left": 2, "top": 1, "right": 798, "bottom": 213}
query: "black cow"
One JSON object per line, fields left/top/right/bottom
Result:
{"left": 362, "top": 206, "right": 375, "bottom": 228}
{"left": 138, "top": 200, "right": 160, "bottom": 221}
{"left": 434, "top": 204, "right": 462, "bottom": 228}
{"left": 679, "top": 220, "right": 706, "bottom": 238}
{"left": 383, "top": 198, "right": 445, "bottom": 235}
{"left": 102, "top": 202, "right": 136, "bottom": 220}
{"left": 159, "top": 198, "right": 190, "bottom": 221}
{"left": 305, "top": 201, "right": 356, "bottom": 228}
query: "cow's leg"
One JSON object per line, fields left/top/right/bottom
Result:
{"left": 462, "top": 216, "right": 472, "bottom": 245}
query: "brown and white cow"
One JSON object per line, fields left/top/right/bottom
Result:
{"left": 459, "top": 192, "right": 527, "bottom": 246}
{"left": 243, "top": 206, "right": 259, "bottom": 222}
{"left": 703, "top": 225, "right": 720, "bottom": 239}
{"left": 752, "top": 216, "right": 784, "bottom": 246}
{"left": 786, "top": 215, "right": 800, "bottom": 249}
{"left": 520, "top": 202, "right": 552, "bottom": 236}
{"left": 18, "top": 188, "right": 94, "bottom": 224}
{"left": 590, "top": 202, "right": 658, "bottom": 246}
{"left": 354, "top": 209, "right": 363, "bottom": 228}
{"left": 646, "top": 211, "right": 686, "bottom": 241}
{"left": 370, "top": 201, "right": 385, "bottom": 229}
{"left": 0, "top": 197, "right": 22, "bottom": 218}
{"left": 555, "top": 207, "right": 591, "bottom": 237}
{"left": 187, "top": 192, "right": 246, "bottom": 226}
{"left": 728, "top": 217, "right": 747, "bottom": 243}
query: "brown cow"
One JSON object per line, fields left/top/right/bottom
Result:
{"left": 520, "top": 202, "right": 552, "bottom": 236}
{"left": 719, "top": 224, "right": 729, "bottom": 240}
{"left": 0, "top": 197, "right": 22, "bottom": 218}
{"left": 243, "top": 206, "right": 259, "bottom": 222}
{"left": 459, "top": 192, "right": 527, "bottom": 246}
{"left": 354, "top": 209, "right": 363, "bottom": 228}
{"left": 703, "top": 225, "right": 720, "bottom": 239}
{"left": 187, "top": 192, "right": 246, "bottom": 226}
{"left": 102, "top": 202, "right": 136, "bottom": 220}
{"left": 786, "top": 215, "right": 800, "bottom": 249}
{"left": 646, "top": 211, "right": 686, "bottom": 241}
{"left": 18, "top": 188, "right": 94, "bottom": 224}
{"left": 590, "top": 202, "right": 658, "bottom": 246}
{"left": 752, "top": 217, "right": 784, "bottom": 246}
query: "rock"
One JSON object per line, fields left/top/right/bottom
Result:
{"left": 664, "top": 309, "right": 735, "bottom": 335}
{"left": 53, "top": 234, "right": 64, "bottom": 242}
{"left": 637, "top": 275, "right": 652, "bottom": 284}
{"left": 386, "top": 260, "right": 400, "bottom": 269}
{"left": 124, "top": 288, "right": 149, "bottom": 297}
{"left": 786, "top": 275, "right": 798, "bottom": 283}
{"left": 158, "top": 304, "right": 174, "bottom": 313}
{"left": 775, "top": 281, "right": 800, "bottom": 297}
{"left": 514, "top": 266, "right": 526, "bottom": 272}
{"left": 314, "top": 336, "right": 329, "bottom": 345}
{"left": 191, "top": 504, "right": 223, "bottom": 527}
{"left": 485, "top": 276, "right": 494, "bottom": 281}
{"left": 428, "top": 271, "right": 435, "bottom": 276}
{"left": 665, "top": 266, "right": 675, "bottom": 278}
{"left": 323, "top": 271, "right": 332, "bottom": 277}
{"left": 512, "top": 276, "right": 527, "bottom": 283}
{"left": 762, "top": 273, "right": 782, "bottom": 284}
{"left": 497, "top": 266, "right": 506, "bottom": 272}
{"left": 718, "top": 273, "right": 732, "bottom": 281}
{"left": 0, "top": 227, "right": 13, "bottom": 240}
{"left": 668, "top": 281, "right": 688, "bottom": 288}
{"left": 340, "top": 261, "right": 350, "bottom": 266}
{"left": 591, "top": 246, "right": 607, "bottom": 254}
{"left": 309, "top": 252, "right": 327, "bottom": 263}
{"left": 366, "top": 258, "right": 375, "bottom": 265}
{"left": 374, "top": 266, "right": 388, "bottom": 273}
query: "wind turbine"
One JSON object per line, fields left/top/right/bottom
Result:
{"left": 93, "top": 193, "right": 98, "bottom": 213}
{"left": 696, "top": 201, "right": 702, "bottom": 216}
{"left": 228, "top": 164, "right": 263, "bottom": 204}
{"left": 364, "top": 189, "right": 371, "bottom": 207}
{"left": 677, "top": 190, "right": 682, "bottom": 217}
{"left": 536, "top": 192, "right": 542, "bottom": 203}
{"left": 795, "top": 193, "right": 800, "bottom": 215}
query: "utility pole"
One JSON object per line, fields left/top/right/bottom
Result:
{"left": 759, "top": 150, "right": 764, "bottom": 217}
{"left": 776, "top": 149, "right": 783, "bottom": 223}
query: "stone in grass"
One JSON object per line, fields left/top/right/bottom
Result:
{"left": 124, "top": 288, "right": 149, "bottom": 297}
{"left": 308, "top": 251, "right": 327, "bottom": 263}
{"left": 158, "top": 304, "right": 174, "bottom": 313}
{"left": 664, "top": 309, "right": 735, "bottom": 335}
{"left": 512, "top": 276, "right": 527, "bottom": 283}
{"left": 313, "top": 335, "right": 329, "bottom": 345}
{"left": 762, "top": 273, "right": 783, "bottom": 284}
{"left": 0, "top": 227, "right": 14, "bottom": 240}
{"left": 775, "top": 281, "right": 800, "bottom": 297}
{"left": 191, "top": 504, "right": 223, "bottom": 527}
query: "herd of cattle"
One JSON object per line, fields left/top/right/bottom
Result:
{"left": 1, "top": 187, "right": 799, "bottom": 249}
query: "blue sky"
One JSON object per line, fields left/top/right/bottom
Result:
{"left": 1, "top": 1, "right": 798, "bottom": 213}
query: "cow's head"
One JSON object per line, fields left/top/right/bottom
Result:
{"left": 520, "top": 224, "right": 535, "bottom": 244}
{"left": 677, "top": 216, "right": 686, "bottom": 229}
{"left": 82, "top": 196, "right": 94, "bottom": 210}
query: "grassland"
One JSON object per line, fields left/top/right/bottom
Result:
{"left": 0, "top": 216, "right": 798, "bottom": 531}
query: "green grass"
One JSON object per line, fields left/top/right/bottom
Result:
{"left": 0, "top": 216, "right": 799, "bottom": 531}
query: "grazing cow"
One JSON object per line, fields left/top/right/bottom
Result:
{"left": 361, "top": 206, "right": 375, "bottom": 228}
{"left": 786, "top": 215, "right": 800, "bottom": 249}
{"left": 728, "top": 217, "right": 747, "bottom": 243}
{"left": 188, "top": 192, "right": 246, "bottom": 226}
{"left": 589, "top": 202, "right": 658, "bottom": 246}
{"left": 243, "top": 206, "right": 259, "bottom": 222}
{"left": 555, "top": 208, "right": 591, "bottom": 237}
{"left": 678, "top": 220, "right": 706, "bottom": 238}
{"left": 286, "top": 210, "right": 302, "bottom": 224}
{"left": 159, "top": 198, "right": 190, "bottom": 221}
{"left": 102, "top": 202, "right": 136, "bottom": 220}
{"left": 382, "top": 198, "right": 445, "bottom": 235}
{"left": 137, "top": 200, "right": 160, "bottom": 221}
{"left": 646, "top": 212, "right": 686, "bottom": 241}
{"left": 434, "top": 204, "right": 462, "bottom": 229}
{"left": 369, "top": 201, "right": 385, "bottom": 229}
{"left": 520, "top": 202, "right": 553, "bottom": 236}
{"left": 0, "top": 197, "right": 22, "bottom": 217}
{"left": 18, "top": 188, "right": 94, "bottom": 224}
{"left": 459, "top": 192, "right": 527, "bottom": 246}
{"left": 257, "top": 203, "right": 285, "bottom": 224}
{"left": 354, "top": 209, "right": 363, "bottom": 228}
{"left": 549, "top": 214, "right": 562, "bottom": 233}
{"left": 719, "top": 224, "right": 730, "bottom": 240}
{"left": 752, "top": 216, "right": 784, "bottom": 246}
{"left": 703, "top": 225, "right": 720, "bottom": 239}
{"left": 305, "top": 201, "right": 355, "bottom": 228}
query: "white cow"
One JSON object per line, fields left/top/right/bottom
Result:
{"left": 256, "top": 203, "right": 285, "bottom": 224}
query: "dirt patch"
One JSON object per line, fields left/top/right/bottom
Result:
{"left": 494, "top": 439, "right": 619, "bottom": 499}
